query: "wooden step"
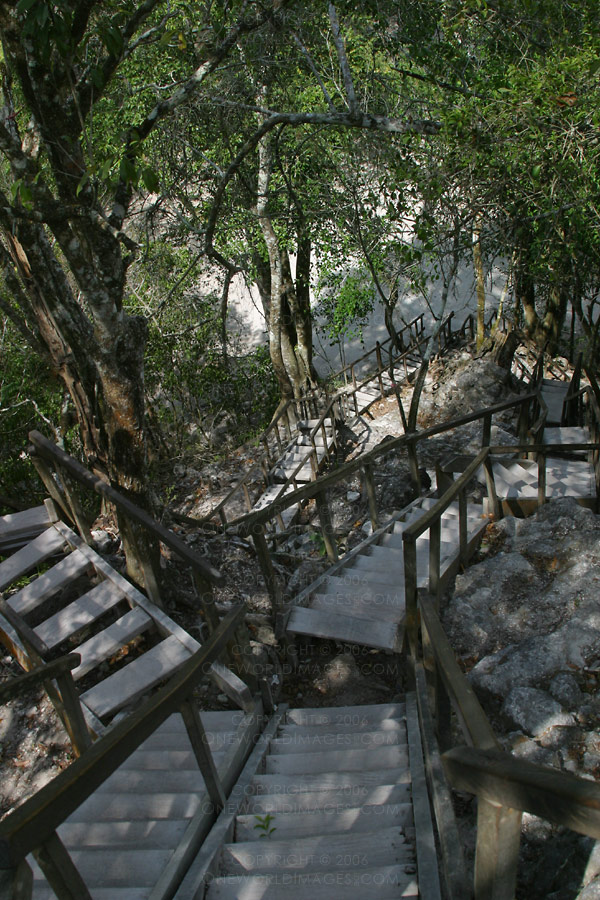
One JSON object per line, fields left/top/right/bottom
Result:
{"left": 0, "top": 526, "right": 66, "bottom": 591}
{"left": 79, "top": 634, "right": 192, "bottom": 720}
{"left": 251, "top": 769, "right": 411, "bottom": 796}
{"left": 235, "top": 801, "right": 414, "bottom": 841}
{"left": 33, "top": 848, "right": 172, "bottom": 889}
{"left": 72, "top": 606, "right": 154, "bottom": 680}
{"left": 34, "top": 579, "right": 127, "bottom": 649}
{"left": 286, "top": 606, "right": 399, "bottom": 651}
{"left": 264, "top": 744, "right": 409, "bottom": 775}
{"left": 310, "top": 586, "right": 404, "bottom": 624}
{"left": 205, "top": 866, "right": 418, "bottom": 899}
{"left": 0, "top": 505, "right": 52, "bottom": 551}
{"left": 8, "top": 549, "right": 91, "bottom": 616}
{"left": 268, "top": 726, "right": 406, "bottom": 754}
{"left": 220, "top": 827, "right": 414, "bottom": 875}
{"left": 57, "top": 818, "right": 189, "bottom": 849}
{"left": 285, "top": 703, "right": 407, "bottom": 727}
{"left": 245, "top": 782, "right": 411, "bottom": 815}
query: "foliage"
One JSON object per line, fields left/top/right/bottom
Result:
{"left": 315, "top": 266, "right": 375, "bottom": 344}
{"left": 0, "top": 317, "right": 62, "bottom": 510}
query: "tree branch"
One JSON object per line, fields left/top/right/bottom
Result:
{"left": 328, "top": 3, "right": 359, "bottom": 115}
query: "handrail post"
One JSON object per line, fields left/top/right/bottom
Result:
{"left": 362, "top": 463, "right": 379, "bottom": 532}
{"left": 33, "top": 833, "right": 93, "bottom": 900}
{"left": 429, "top": 518, "right": 441, "bottom": 602}
{"left": 481, "top": 412, "right": 492, "bottom": 448}
{"left": 483, "top": 455, "right": 501, "bottom": 519}
{"left": 537, "top": 451, "right": 546, "bottom": 507}
{"left": 179, "top": 698, "right": 226, "bottom": 813}
{"left": 192, "top": 571, "right": 221, "bottom": 634}
{"left": 0, "top": 859, "right": 33, "bottom": 899}
{"left": 315, "top": 488, "right": 338, "bottom": 561}
{"left": 251, "top": 524, "right": 284, "bottom": 614}
{"left": 403, "top": 533, "right": 418, "bottom": 667}
{"left": 474, "top": 800, "right": 522, "bottom": 900}
{"left": 375, "top": 342, "right": 385, "bottom": 397}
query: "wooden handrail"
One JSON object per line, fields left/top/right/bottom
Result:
{"left": 27, "top": 431, "right": 224, "bottom": 587}
{"left": 235, "top": 392, "right": 537, "bottom": 535}
{"left": 0, "top": 654, "right": 80, "bottom": 705}
{"left": 0, "top": 605, "right": 245, "bottom": 866}
{"left": 443, "top": 746, "right": 600, "bottom": 839}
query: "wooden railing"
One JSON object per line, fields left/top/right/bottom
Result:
{"left": 327, "top": 312, "right": 426, "bottom": 388}
{"left": 192, "top": 314, "right": 448, "bottom": 532}
{"left": 232, "top": 392, "right": 539, "bottom": 618}
{"left": 411, "top": 580, "right": 600, "bottom": 899}
{"left": 0, "top": 606, "right": 246, "bottom": 900}
{"left": 27, "top": 431, "right": 224, "bottom": 631}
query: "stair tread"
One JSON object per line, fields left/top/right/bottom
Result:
{"left": 220, "top": 827, "right": 414, "bottom": 874}
{"left": 269, "top": 726, "right": 406, "bottom": 754}
{"left": 205, "top": 866, "right": 418, "bottom": 899}
{"left": 35, "top": 579, "right": 127, "bottom": 649}
{"left": 245, "top": 783, "right": 411, "bottom": 815}
{"left": 8, "top": 549, "right": 91, "bottom": 616}
{"left": 235, "top": 802, "right": 414, "bottom": 841}
{"left": 0, "top": 526, "right": 66, "bottom": 592}
{"left": 80, "top": 634, "right": 193, "bottom": 720}
{"left": 264, "top": 744, "right": 408, "bottom": 775}
{"left": 287, "top": 606, "right": 399, "bottom": 650}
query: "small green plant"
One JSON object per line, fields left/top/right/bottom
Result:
{"left": 253, "top": 813, "right": 276, "bottom": 839}
{"left": 308, "top": 530, "right": 327, "bottom": 557}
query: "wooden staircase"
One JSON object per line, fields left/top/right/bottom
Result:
{"left": 0, "top": 517, "right": 252, "bottom": 742}
{"left": 176, "top": 697, "right": 441, "bottom": 899}
{"left": 285, "top": 496, "right": 488, "bottom": 651}
{"left": 29, "top": 708, "right": 263, "bottom": 900}
{"left": 350, "top": 349, "right": 421, "bottom": 416}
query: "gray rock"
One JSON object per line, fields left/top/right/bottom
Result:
{"left": 549, "top": 672, "right": 583, "bottom": 709}
{"left": 347, "top": 490, "right": 361, "bottom": 502}
{"left": 501, "top": 686, "right": 575, "bottom": 737}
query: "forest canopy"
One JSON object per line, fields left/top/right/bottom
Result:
{"left": 1, "top": 0, "right": 599, "bottom": 510}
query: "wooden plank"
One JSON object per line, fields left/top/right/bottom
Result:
{"left": 57, "top": 819, "right": 188, "bottom": 850}
{"left": 80, "top": 635, "right": 193, "bottom": 720}
{"left": 8, "top": 550, "right": 90, "bottom": 616}
{"left": 173, "top": 710, "right": 286, "bottom": 900}
{"left": 286, "top": 606, "right": 399, "bottom": 650}
{"left": 72, "top": 607, "right": 153, "bottom": 680}
{"left": 220, "top": 827, "right": 414, "bottom": 874}
{"left": 0, "top": 506, "right": 51, "bottom": 540}
{"left": 34, "top": 580, "right": 127, "bottom": 649}
{"left": 0, "top": 528, "right": 66, "bottom": 592}
{"left": 443, "top": 745, "right": 600, "bottom": 839}
{"left": 37, "top": 847, "right": 173, "bottom": 889}
{"left": 1, "top": 609, "right": 246, "bottom": 868}
{"left": 264, "top": 745, "right": 409, "bottom": 775}
{"left": 235, "top": 802, "right": 414, "bottom": 840}
{"left": 203, "top": 867, "right": 418, "bottom": 900}
{"left": 32, "top": 832, "right": 93, "bottom": 900}
{"left": 310, "top": 589, "right": 404, "bottom": 624}
{"left": 286, "top": 703, "right": 406, "bottom": 727}
{"left": 268, "top": 728, "right": 406, "bottom": 754}
{"left": 405, "top": 693, "right": 442, "bottom": 900}
{"left": 414, "top": 665, "right": 470, "bottom": 900}
{"left": 244, "top": 783, "right": 411, "bottom": 815}
{"left": 147, "top": 704, "right": 265, "bottom": 900}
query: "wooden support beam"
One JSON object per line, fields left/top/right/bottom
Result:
{"left": 315, "top": 488, "right": 338, "bottom": 562}
{"left": 0, "top": 859, "right": 33, "bottom": 900}
{"left": 474, "top": 800, "right": 522, "bottom": 900}
{"left": 179, "top": 699, "right": 226, "bottom": 814}
{"left": 362, "top": 463, "right": 379, "bottom": 532}
{"left": 33, "top": 833, "right": 93, "bottom": 900}
{"left": 251, "top": 526, "right": 284, "bottom": 614}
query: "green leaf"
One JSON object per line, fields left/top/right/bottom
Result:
{"left": 142, "top": 167, "right": 160, "bottom": 193}
{"left": 16, "top": 0, "right": 38, "bottom": 13}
